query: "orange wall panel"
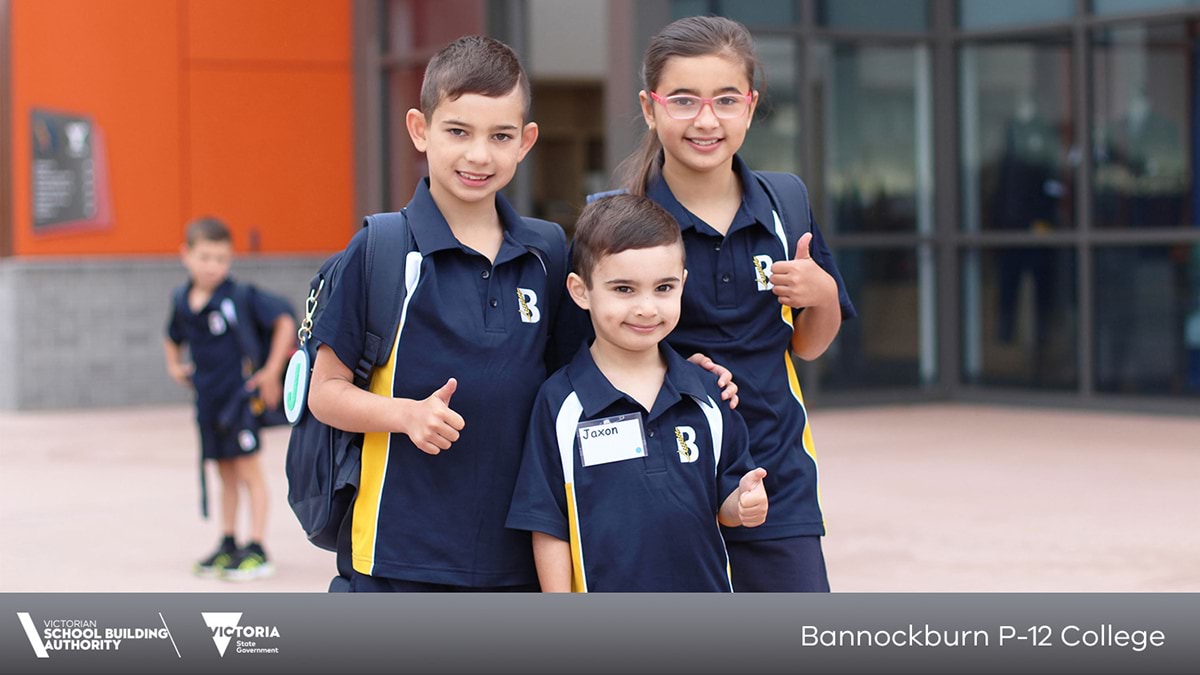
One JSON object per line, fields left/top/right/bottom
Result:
{"left": 187, "top": 68, "right": 353, "bottom": 253}
{"left": 186, "top": 0, "right": 351, "bottom": 64}
{"left": 7, "top": 0, "right": 354, "bottom": 256}
{"left": 10, "top": 0, "right": 183, "bottom": 256}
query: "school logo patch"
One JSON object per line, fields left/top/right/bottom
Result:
{"left": 674, "top": 426, "right": 700, "bottom": 463}
{"left": 752, "top": 255, "right": 774, "bottom": 291}
{"left": 238, "top": 430, "right": 257, "bottom": 452}
{"left": 516, "top": 288, "right": 541, "bottom": 324}
{"left": 208, "top": 311, "right": 228, "bottom": 336}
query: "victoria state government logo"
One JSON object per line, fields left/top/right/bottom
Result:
{"left": 201, "top": 612, "right": 281, "bottom": 656}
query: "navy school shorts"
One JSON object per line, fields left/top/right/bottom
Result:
{"left": 347, "top": 571, "right": 539, "bottom": 593}
{"left": 198, "top": 420, "right": 261, "bottom": 462}
{"left": 727, "top": 535, "right": 830, "bottom": 593}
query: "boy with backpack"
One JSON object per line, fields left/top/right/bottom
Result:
{"left": 304, "top": 36, "right": 567, "bottom": 592}
{"left": 506, "top": 194, "right": 768, "bottom": 592}
{"left": 165, "top": 216, "right": 297, "bottom": 581}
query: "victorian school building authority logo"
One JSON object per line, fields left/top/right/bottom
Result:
{"left": 17, "top": 611, "right": 179, "bottom": 658}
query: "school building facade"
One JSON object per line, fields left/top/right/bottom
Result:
{"left": 2, "top": 0, "right": 1199, "bottom": 415}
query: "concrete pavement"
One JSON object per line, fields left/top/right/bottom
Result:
{"left": 1, "top": 403, "right": 1197, "bottom": 592}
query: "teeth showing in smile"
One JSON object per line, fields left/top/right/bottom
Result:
{"left": 690, "top": 139, "right": 719, "bottom": 146}
{"left": 458, "top": 171, "right": 489, "bottom": 180}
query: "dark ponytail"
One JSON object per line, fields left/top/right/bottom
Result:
{"left": 615, "top": 15, "right": 763, "bottom": 194}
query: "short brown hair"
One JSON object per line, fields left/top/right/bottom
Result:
{"left": 572, "top": 194, "right": 683, "bottom": 287}
{"left": 185, "top": 216, "right": 231, "bottom": 248}
{"left": 420, "top": 35, "right": 531, "bottom": 118}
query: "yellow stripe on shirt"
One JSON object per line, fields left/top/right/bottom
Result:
{"left": 565, "top": 482, "right": 587, "bottom": 593}
{"left": 784, "top": 349, "right": 824, "bottom": 527}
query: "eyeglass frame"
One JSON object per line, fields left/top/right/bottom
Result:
{"left": 649, "top": 91, "right": 755, "bottom": 120}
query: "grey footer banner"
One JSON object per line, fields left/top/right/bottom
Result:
{"left": 1, "top": 593, "right": 1196, "bottom": 674}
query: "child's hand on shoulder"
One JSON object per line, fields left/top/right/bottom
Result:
{"left": 687, "top": 353, "right": 739, "bottom": 409}
{"left": 168, "top": 362, "right": 194, "bottom": 388}
{"left": 737, "top": 467, "right": 768, "bottom": 527}
{"left": 400, "top": 378, "right": 466, "bottom": 455}
{"left": 769, "top": 233, "right": 837, "bottom": 310}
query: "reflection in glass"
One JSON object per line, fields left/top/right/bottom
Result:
{"left": 671, "top": 0, "right": 795, "bottom": 24}
{"left": 740, "top": 37, "right": 798, "bottom": 174}
{"left": 958, "top": 0, "right": 1074, "bottom": 29}
{"left": 959, "top": 40, "right": 1075, "bottom": 232}
{"left": 386, "top": 0, "right": 485, "bottom": 53}
{"left": 1095, "top": 245, "right": 1200, "bottom": 396}
{"left": 1092, "top": 22, "right": 1194, "bottom": 229}
{"left": 812, "top": 43, "right": 933, "bottom": 234}
{"left": 1094, "top": 0, "right": 1200, "bottom": 15}
{"left": 819, "top": 247, "right": 936, "bottom": 391}
{"left": 961, "top": 247, "right": 1078, "bottom": 390}
{"left": 818, "top": 0, "right": 927, "bottom": 31}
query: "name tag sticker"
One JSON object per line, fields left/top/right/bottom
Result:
{"left": 577, "top": 413, "right": 647, "bottom": 468}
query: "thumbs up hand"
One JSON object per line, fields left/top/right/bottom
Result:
{"left": 401, "top": 378, "right": 467, "bottom": 455}
{"left": 737, "top": 467, "right": 768, "bottom": 527}
{"left": 769, "top": 232, "right": 836, "bottom": 310}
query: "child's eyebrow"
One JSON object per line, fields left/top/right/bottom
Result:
{"left": 663, "top": 85, "right": 744, "bottom": 96}
{"left": 603, "top": 276, "right": 681, "bottom": 285}
{"left": 440, "top": 119, "right": 520, "bottom": 132}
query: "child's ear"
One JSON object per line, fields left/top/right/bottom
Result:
{"left": 405, "top": 108, "right": 429, "bottom": 152}
{"left": 638, "top": 90, "right": 655, "bottom": 130}
{"left": 516, "top": 122, "right": 539, "bottom": 162}
{"left": 680, "top": 267, "right": 688, "bottom": 288}
{"left": 566, "top": 272, "right": 590, "bottom": 311}
{"left": 746, "top": 90, "right": 760, "bottom": 129}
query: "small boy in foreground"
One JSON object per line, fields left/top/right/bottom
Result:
{"left": 506, "top": 194, "right": 768, "bottom": 592}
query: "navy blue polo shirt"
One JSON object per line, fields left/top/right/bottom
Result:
{"left": 167, "top": 278, "right": 291, "bottom": 425}
{"left": 312, "top": 178, "right": 566, "bottom": 587}
{"left": 506, "top": 344, "right": 755, "bottom": 592}
{"left": 646, "top": 155, "right": 856, "bottom": 541}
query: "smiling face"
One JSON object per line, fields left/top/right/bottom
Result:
{"left": 568, "top": 244, "right": 687, "bottom": 358}
{"left": 640, "top": 54, "right": 758, "bottom": 179}
{"left": 406, "top": 86, "right": 538, "bottom": 208}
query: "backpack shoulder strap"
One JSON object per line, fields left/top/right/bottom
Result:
{"left": 354, "top": 210, "right": 414, "bottom": 387}
{"left": 586, "top": 188, "right": 627, "bottom": 204}
{"left": 754, "top": 171, "right": 813, "bottom": 258}
{"left": 228, "top": 282, "right": 265, "bottom": 368}
{"left": 520, "top": 216, "right": 567, "bottom": 314}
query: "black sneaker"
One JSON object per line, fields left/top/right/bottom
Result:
{"left": 223, "top": 544, "right": 275, "bottom": 581}
{"left": 194, "top": 539, "right": 237, "bottom": 578}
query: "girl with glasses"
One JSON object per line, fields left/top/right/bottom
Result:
{"left": 612, "top": 15, "right": 857, "bottom": 592}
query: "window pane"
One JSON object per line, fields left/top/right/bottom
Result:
{"left": 1095, "top": 244, "right": 1200, "bottom": 396}
{"left": 819, "top": 247, "right": 936, "bottom": 391}
{"left": 961, "top": 247, "right": 1078, "bottom": 390}
{"left": 958, "top": 0, "right": 1074, "bottom": 29}
{"left": 959, "top": 38, "right": 1075, "bottom": 232}
{"left": 812, "top": 43, "right": 934, "bottom": 234}
{"left": 740, "top": 37, "right": 799, "bottom": 174}
{"left": 1092, "top": 22, "right": 1195, "bottom": 229}
{"left": 1094, "top": 0, "right": 1200, "bottom": 15}
{"left": 818, "top": 0, "right": 928, "bottom": 31}
{"left": 387, "top": 0, "right": 485, "bottom": 55}
{"left": 670, "top": 0, "right": 709, "bottom": 21}
{"left": 670, "top": 0, "right": 795, "bottom": 24}
{"left": 717, "top": 0, "right": 795, "bottom": 25}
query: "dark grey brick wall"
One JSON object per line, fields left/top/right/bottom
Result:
{"left": 0, "top": 255, "right": 326, "bottom": 410}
